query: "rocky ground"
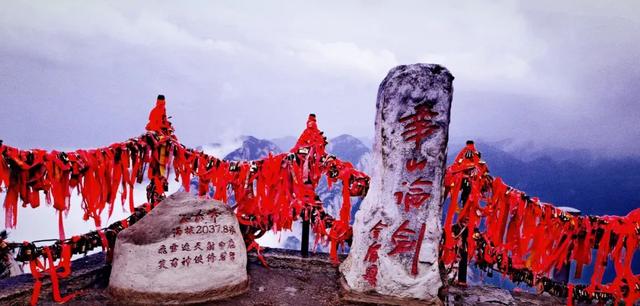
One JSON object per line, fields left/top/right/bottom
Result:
{"left": 0, "top": 248, "right": 566, "bottom": 306}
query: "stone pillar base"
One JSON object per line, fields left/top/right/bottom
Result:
{"left": 108, "top": 278, "right": 249, "bottom": 305}
{"left": 339, "top": 277, "right": 442, "bottom": 306}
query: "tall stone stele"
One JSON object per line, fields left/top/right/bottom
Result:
{"left": 340, "top": 64, "right": 453, "bottom": 304}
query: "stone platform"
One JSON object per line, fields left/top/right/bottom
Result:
{"left": 0, "top": 248, "right": 565, "bottom": 305}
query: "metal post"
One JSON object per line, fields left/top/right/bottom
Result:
{"left": 301, "top": 218, "right": 310, "bottom": 258}
{"left": 458, "top": 227, "right": 468, "bottom": 284}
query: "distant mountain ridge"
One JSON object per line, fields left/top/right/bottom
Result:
{"left": 448, "top": 140, "right": 640, "bottom": 217}
{"left": 316, "top": 134, "right": 371, "bottom": 222}
{"left": 224, "top": 136, "right": 281, "bottom": 161}
{"left": 193, "top": 134, "right": 372, "bottom": 251}
{"left": 219, "top": 134, "right": 372, "bottom": 224}
{"left": 447, "top": 139, "right": 640, "bottom": 285}
{"left": 223, "top": 134, "right": 640, "bottom": 217}
{"left": 326, "top": 134, "right": 370, "bottom": 166}
{"left": 199, "top": 134, "right": 639, "bottom": 283}
{"left": 192, "top": 134, "right": 639, "bottom": 263}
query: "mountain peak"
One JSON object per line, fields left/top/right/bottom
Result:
{"left": 327, "top": 134, "right": 370, "bottom": 165}
{"left": 224, "top": 136, "right": 282, "bottom": 161}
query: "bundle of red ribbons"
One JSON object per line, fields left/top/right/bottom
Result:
{"left": 1, "top": 201, "right": 157, "bottom": 305}
{"left": 442, "top": 141, "right": 640, "bottom": 305}
{"left": 0, "top": 107, "right": 368, "bottom": 262}
{"left": 0, "top": 131, "right": 175, "bottom": 241}
{"left": 174, "top": 113, "right": 369, "bottom": 262}
{"left": 0, "top": 97, "right": 369, "bottom": 304}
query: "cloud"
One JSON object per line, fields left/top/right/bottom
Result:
{"left": 0, "top": 0, "right": 639, "bottom": 156}
{"left": 419, "top": 52, "right": 531, "bottom": 82}
{"left": 290, "top": 40, "right": 398, "bottom": 80}
{"left": 0, "top": 2, "right": 244, "bottom": 65}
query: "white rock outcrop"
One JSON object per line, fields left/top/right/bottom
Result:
{"left": 108, "top": 192, "right": 248, "bottom": 304}
{"left": 341, "top": 64, "right": 453, "bottom": 303}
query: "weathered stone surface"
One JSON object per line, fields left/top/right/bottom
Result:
{"left": 341, "top": 64, "right": 454, "bottom": 302}
{"left": 0, "top": 249, "right": 570, "bottom": 305}
{"left": 0, "top": 251, "right": 23, "bottom": 279}
{"left": 446, "top": 285, "right": 516, "bottom": 305}
{"left": 0, "top": 252, "right": 111, "bottom": 304}
{"left": 108, "top": 192, "right": 248, "bottom": 304}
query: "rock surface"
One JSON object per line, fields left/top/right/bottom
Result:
{"left": 446, "top": 285, "right": 568, "bottom": 306}
{"left": 0, "top": 248, "right": 569, "bottom": 306}
{"left": 446, "top": 285, "right": 515, "bottom": 305}
{"left": 341, "top": 63, "right": 454, "bottom": 302}
{"left": 224, "top": 136, "right": 282, "bottom": 161}
{"left": 108, "top": 192, "right": 248, "bottom": 304}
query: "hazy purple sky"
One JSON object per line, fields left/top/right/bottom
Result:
{"left": 1, "top": 1, "right": 639, "bottom": 156}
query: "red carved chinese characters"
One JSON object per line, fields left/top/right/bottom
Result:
{"left": 364, "top": 242, "right": 382, "bottom": 263}
{"left": 362, "top": 264, "right": 379, "bottom": 287}
{"left": 173, "top": 227, "right": 182, "bottom": 237}
{"left": 363, "top": 102, "right": 438, "bottom": 281}
{"left": 386, "top": 221, "right": 427, "bottom": 275}
{"left": 399, "top": 104, "right": 438, "bottom": 146}
{"left": 193, "top": 210, "right": 205, "bottom": 223}
{"left": 406, "top": 158, "right": 426, "bottom": 172}
{"left": 178, "top": 210, "right": 208, "bottom": 224}
{"left": 194, "top": 242, "right": 203, "bottom": 251}
{"left": 158, "top": 245, "right": 167, "bottom": 254}
{"left": 370, "top": 220, "right": 388, "bottom": 240}
{"left": 181, "top": 256, "right": 191, "bottom": 267}
{"left": 411, "top": 223, "right": 426, "bottom": 276}
{"left": 394, "top": 177, "right": 433, "bottom": 212}
{"left": 207, "top": 208, "right": 221, "bottom": 223}
{"left": 156, "top": 216, "right": 239, "bottom": 271}
{"left": 179, "top": 214, "right": 192, "bottom": 224}
{"left": 387, "top": 220, "right": 417, "bottom": 256}
{"left": 362, "top": 220, "right": 388, "bottom": 286}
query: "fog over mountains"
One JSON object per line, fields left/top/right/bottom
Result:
{"left": 448, "top": 139, "right": 640, "bottom": 217}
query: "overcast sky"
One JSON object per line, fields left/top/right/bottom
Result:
{"left": 1, "top": 1, "right": 639, "bottom": 156}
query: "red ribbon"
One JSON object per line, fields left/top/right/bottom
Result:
{"left": 2, "top": 103, "right": 369, "bottom": 305}
{"left": 442, "top": 143, "right": 640, "bottom": 305}
{"left": 29, "top": 244, "right": 77, "bottom": 305}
